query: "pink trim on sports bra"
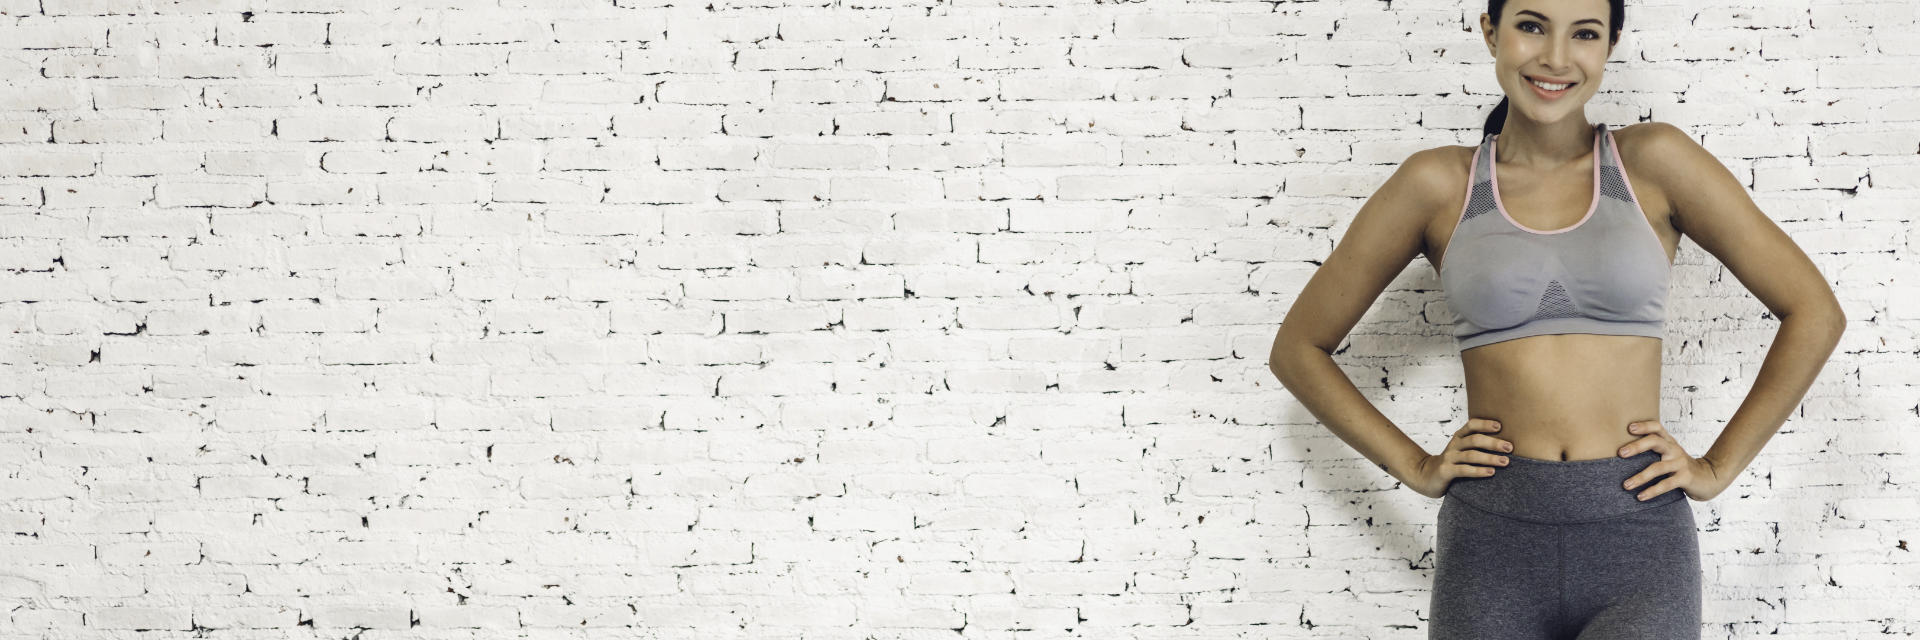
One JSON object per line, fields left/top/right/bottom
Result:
{"left": 1488, "top": 126, "right": 1602, "bottom": 235}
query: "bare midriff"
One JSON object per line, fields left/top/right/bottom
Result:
{"left": 1460, "top": 333, "right": 1664, "bottom": 461}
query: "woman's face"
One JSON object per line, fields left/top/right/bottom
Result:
{"left": 1482, "top": 0, "right": 1615, "bottom": 124}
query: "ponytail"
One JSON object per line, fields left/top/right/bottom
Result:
{"left": 1482, "top": 96, "right": 1510, "bottom": 138}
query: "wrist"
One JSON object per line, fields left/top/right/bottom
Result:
{"left": 1700, "top": 455, "right": 1731, "bottom": 484}
{"left": 1391, "top": 448, "right": 1431, "bottom": 484}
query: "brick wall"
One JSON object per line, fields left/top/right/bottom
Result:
{"left": 0, "top": 0, "right": 1909, "bottom": 637}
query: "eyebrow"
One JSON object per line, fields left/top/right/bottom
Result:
{"left": 1515, "top": 9, "right": 1605, "bottom": 27}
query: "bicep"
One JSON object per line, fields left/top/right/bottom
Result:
{"left": 1275, "top": 149, "right": 1444, "bottom": 354}
{"left": 1649, "top": 123, "right": 1845, "bottom": 322}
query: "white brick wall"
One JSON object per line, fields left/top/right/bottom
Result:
{"left": 0, "top": 0, "right": 1910, "bottom": 637}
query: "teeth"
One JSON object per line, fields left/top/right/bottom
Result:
{"left": 1530, "top": 77, "right": 1572, "bottom": 91}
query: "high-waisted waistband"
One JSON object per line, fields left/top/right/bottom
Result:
{"left": 1444, "top": 449, "right": 1684, "bottom": 524}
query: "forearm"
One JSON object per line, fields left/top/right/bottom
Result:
{"left": 1700, "top": 312, "right": 1847, "bottom": 482}
{"left": 1271, "top": 343, "right": 1430, "bottom": 485}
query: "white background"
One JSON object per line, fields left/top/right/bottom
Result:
{"left": 0, "top": 0, "right": 1913, "bottom": 637}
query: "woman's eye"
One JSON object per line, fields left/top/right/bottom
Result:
{"left": 1519, "top": 21, "right": 1601, "bottom": 40}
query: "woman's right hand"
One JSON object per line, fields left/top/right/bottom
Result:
{"left": 1406, "top": 418, "right": 1515, "bottom": 499}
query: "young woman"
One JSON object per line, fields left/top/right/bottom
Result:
{"left": 1267, "top": 0, "right": 1847, "bottom": 637}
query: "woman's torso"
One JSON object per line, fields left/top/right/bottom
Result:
{"left": 1425, "top": 123, "right": 1680, "bottom": 462}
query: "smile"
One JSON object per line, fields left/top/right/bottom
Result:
{"left": 1525, "top": 74, "right": 1576, "bottom": 100}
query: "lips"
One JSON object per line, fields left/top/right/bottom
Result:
{"left": 1524, "top": 74, "right": 1576, "bottom": 100}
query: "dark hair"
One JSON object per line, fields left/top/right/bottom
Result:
{"left": 1481, "top": 0, "right": 1627, "bottom": 138}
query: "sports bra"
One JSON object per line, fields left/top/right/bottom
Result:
{"left": 1437, "top": 123, "right": 1670, "bottom": 351}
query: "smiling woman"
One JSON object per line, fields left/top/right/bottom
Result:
{"left": 1478, "top": 3, "right": 1620, "bottom": 139}
{"left": 1422, "top": 5, "right": 1728, "bottom": 637}
{"left": 1266, "top": 0, "right": 1848, "bottom": 637}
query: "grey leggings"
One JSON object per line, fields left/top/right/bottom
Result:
{"left": 1430, "top": 449, "right": 1702, "bottom": 639}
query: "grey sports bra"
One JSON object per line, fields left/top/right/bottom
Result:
{"left": 1437, "top": 123, "right": 1670, "bottom": 351}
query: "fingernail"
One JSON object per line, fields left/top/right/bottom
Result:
{"left": 1502, "top": 443, "right": 1513, "bottom": 451}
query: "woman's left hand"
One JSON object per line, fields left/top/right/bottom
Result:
{"left": 1618, "top": 420, "right": 1730, "bottom": 502}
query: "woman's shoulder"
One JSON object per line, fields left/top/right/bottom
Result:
{"left": 1608, "top": 121, "right": 1703, "bottom": 201}
{"left": 1610, "top": 121, "right": 1696, "bottom": 164}
{"left": 1373, "top": 140, "right": 1479, "bottom": 247}
{"left": 1395, "top": 139, "right": 1478, "bottom": 201}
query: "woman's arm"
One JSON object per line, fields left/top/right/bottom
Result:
{"left": 1636, "top": 122, "right": 1848, "bottom": 487}
{"left": 1273, "top": 344, "right": 1433, "bottom": 484}
{"left": 1271, "top": 147, "right": 1455, "bottom": 485}
{"left": 1697, "top": 315, "right": 1844, "bottom": 488}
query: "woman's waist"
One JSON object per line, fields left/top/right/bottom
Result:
{"left": 1444, "top": 449, "right": 1684, "bottom": 523}
{"left": 1483, "top": 421, "right": 1650, "bottom": 462}
{"left": 1459, "top": 397, "right": 1661, "bottom": 460}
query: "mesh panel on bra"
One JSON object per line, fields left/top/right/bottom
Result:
{"left": 1599, "top": 164, "right": 1635, "bottom": 203}
{"left": 1535, "top": 279, "right": 1580, "bottom": 319}
{"left": 1463, "top": 179, "right": 1497, "bottom": 223}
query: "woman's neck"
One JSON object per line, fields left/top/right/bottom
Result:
{"left": 1495, "top": 118, "right": 1596, "bottom": 169}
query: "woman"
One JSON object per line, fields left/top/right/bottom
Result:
{"left": 1267, "top": 0, "right": 1847, "bottom": 638}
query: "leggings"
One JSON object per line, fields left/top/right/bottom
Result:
{"left": 1429, "top": 449, "right": 1701, "bottom": 640}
